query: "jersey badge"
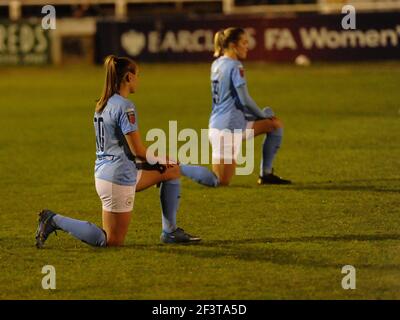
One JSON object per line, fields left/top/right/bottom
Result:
{"left": 126, "top": 111, "right": 136, "bottom": 124}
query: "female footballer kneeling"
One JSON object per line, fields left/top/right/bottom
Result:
{"left": 35, "top": 55, "right": 201, "bottom": 248}
{"left": 181, "top": 27, "right": 291, "bottom": 186}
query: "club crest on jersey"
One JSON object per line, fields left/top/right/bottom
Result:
{"left": 126, "top": 111, "right": 136, "bottom": 124}
{"left": 239, "top": 68, "right": 245, "bottom": 77}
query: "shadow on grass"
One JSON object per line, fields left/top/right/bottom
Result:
{"left": 183, "top": 182, "right": 255, "bottom": 190}
{"left": 203, "top": 233, "right": 400, "bottom": 246}
{"left": 288, "top": 178, "right": 400, "bottom": 193}
{"left": 125, "top": 233, "right": 400, "bottom": 270}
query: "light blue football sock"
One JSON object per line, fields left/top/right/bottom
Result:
{"left": 260, "top": 127, "right": 283, "bottom": 176}
{"left": 52, "top": 214, "right": 107, "bottom": 247}
{"left": 160, "top": 179, "right": 180, "bottom": 233}
{"left": 180, "top": 164, "right": 219, "bottom": 187}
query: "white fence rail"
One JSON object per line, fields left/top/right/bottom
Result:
{"left": 1, "top": 0, "right": 225, "bottom": 20}
{"left": 225, "top": 0, "right": 400, "bottom": 14}
{"left": 1, "top": 0, "right": 400, "bottom": 20}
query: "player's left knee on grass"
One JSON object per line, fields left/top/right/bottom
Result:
{"left": 106, "top": 239, "right": 124, "bottom": 247}
{"left": 219, "top": 180, "right": 230, "bottom": 186}
{"left": 104, "top": 233, "right": 125, "bottom": 247}
{"left": 218, "top": 175, "right": 231, "bottom": 186}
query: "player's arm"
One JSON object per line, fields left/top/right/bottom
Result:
{"left": 235, "top": 84, "right": 267, "bottom": 120}
{"left": 124, "top": 130, "right": 147, "bottom": 161}
{"left": 118, "top": 106, "right": 148, "bottom": 162}
{"left": 119, "top": 105, "right": 176, "bottom": 166}
{"left": 231, "top": 65, "right": 267, "bottom": 120}
{"left": 124, "top": 130, "right": 176, "bottom": 166}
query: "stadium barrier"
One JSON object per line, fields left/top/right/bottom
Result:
{"left": 0, "top": 19, "right": 51, "bottom": 65}
{"left": 0, "top": 0, "right": 224, "bottom": 20}
{"left": 2, "top": 0, "right": 400, "bottom": 20}
{"left": 0, "top": 17, "right": 96, "bottom": 65}
{"left": 1, "top": 11, "right": 399, "bottom": 65}
{"left": 95, "top": 12, "right": 400, "bottom": 63}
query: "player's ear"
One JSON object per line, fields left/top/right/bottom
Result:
{"left": 126, "top": 73, "right": 130, "bottom": 82}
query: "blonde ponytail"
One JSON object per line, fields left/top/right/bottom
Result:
{"left": 213, "top": 30, "right": 225, "bottom": 57}
{"left": 213, "top": 27, "right": 245, "bottom": 58}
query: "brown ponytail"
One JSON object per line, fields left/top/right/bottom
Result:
{"left": 95, "top": 55, "right": 138, "bottom": 113}
{"left": 213, "top": 27, "right": 245, "bottom": 58}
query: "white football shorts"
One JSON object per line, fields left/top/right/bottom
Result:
{"left": 208, "top": 121, "right": 254, "bottom": 162}
{"left": 95, "top": 170, "right": 142, "bottom": 213}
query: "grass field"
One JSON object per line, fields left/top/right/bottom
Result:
{"left": 0, "top": 61, "right": 399, "bottom": 299}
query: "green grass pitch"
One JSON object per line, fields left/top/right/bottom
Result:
{"left": 0, "top": 62, "right": 399, "bottom": 299}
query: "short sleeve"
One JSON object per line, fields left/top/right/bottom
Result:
{"left": 117, "top": 103, "right": 138, "bottom": 135}
{"left": 231, "top": 63, "right": 246, "bottom": 88}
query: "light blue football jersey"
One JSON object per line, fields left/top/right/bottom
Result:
{"left": 94, "top": 94, "right": 138, "bottom": 186}
{"left": 209, "top": 56, "right": 247, "bottom": 131}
